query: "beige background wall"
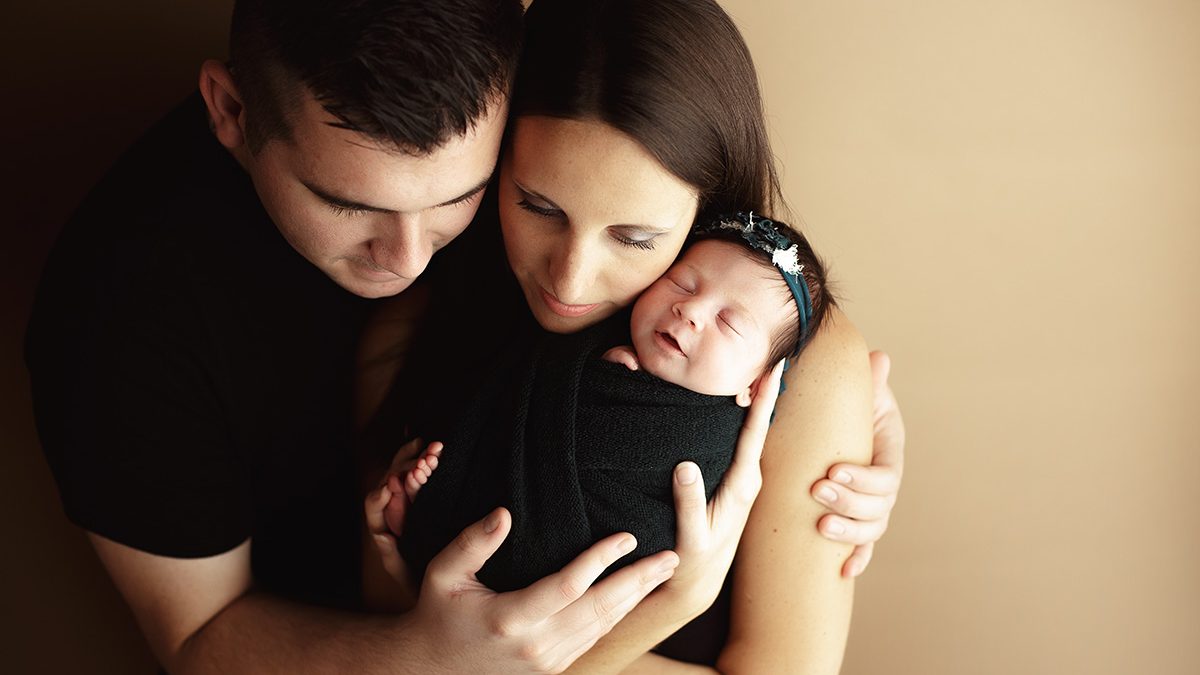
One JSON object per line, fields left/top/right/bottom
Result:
{"left": 3, "top": 1, "right": 1197, "bottom": 673}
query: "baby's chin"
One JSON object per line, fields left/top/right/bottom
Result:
{"left": 638, "top": 357, "right": 745, "bottom": 398}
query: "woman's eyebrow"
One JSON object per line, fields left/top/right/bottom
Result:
{"left": 513, "top": 181, "right": 562, "bottom": 210}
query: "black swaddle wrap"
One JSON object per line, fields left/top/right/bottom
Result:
{"left": 398, "top": 311, "right": 746, "bottom": 592}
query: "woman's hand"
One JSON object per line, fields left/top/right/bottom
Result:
{"left": 811, "top": 350, "right": 906, "bottom": 577}
{"left": 662, "top": 359, "right": 785, "bottom": 618}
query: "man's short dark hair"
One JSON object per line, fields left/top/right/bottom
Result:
{"left": 229, "top": 0, "right": 524, "bottom": 154}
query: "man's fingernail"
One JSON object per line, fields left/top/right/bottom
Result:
{"left": 617, "top": 535, "right": 636, "bottom": 554}
{"left": 484, "top": 511, "right": 501, "bottom": 533}
{"left": 850, "top": 561, "right": 864, "bottom": 577}
{"left": 818, "top": 487, "right": 838, "bottom": 503}
{"left": 826, "top": 520, "right": 845, "bottom": 535}
{"left": 677, "top": 464, "right": 698, "bottom": 486}
{"left": 658, "top": 557, "right": 679, "bottom": 573}
{"left": 834, "top": 470, "right": 852, "bottom": 485}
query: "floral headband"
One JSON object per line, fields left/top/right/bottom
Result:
{"left": 692, "top": 211, "right": 814, "bottom": 350}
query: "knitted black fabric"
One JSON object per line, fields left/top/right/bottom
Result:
{"left": 398, "top": 312, "right": 746, "bottom": 592}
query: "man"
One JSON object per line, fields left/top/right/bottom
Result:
{"left": 27, "top": 1, "right": 903, "bottom": 672}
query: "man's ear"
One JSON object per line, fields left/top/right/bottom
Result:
{"left": 198, "top": 59, "right": 247, "bottom": 150}
{"left": 735, "top": 374, "right": 764, "bottom": 408}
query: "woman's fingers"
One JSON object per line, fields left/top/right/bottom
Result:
{"left": 841, "top": 542, "right": 875, "bottom": 578}
{"left": 817, "top": 511, "right": 890, "bottom": 547}
{"left": 868, "top": 351, "right": 906, "bottom": 472}
{"left": 711, "top": 359, "right": 785, "bottom": 516}
{"left": 812, "top": 477, "right": 896, "bottom": 521}
{"left": 825, "top": 461, "right": 902, "bottom": 497}
{"left": 671, "top": 462, "right": 710, "bottom": 553}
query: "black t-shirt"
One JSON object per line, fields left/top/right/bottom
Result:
{"left": 26, "top": 93, "right": 372, "bottom": 608}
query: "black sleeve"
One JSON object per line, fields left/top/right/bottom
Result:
{"left": 27, "top": 237, "right": 253, "bottom": 558}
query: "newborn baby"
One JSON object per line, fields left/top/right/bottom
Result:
{"left": 388, "top": 212, "right": 833, "bottom": 593}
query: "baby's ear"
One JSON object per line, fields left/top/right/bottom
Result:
{"left": 736, "top": 371, "right": 770, "bottom": 408}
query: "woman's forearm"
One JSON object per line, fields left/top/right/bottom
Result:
{"left": 717, "top": 312, "right": 873, "bottom": 673}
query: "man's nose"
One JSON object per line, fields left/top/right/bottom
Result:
{"left": 373, "top": 213, "right": 431, "bottom": 280}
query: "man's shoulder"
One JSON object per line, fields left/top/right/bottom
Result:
{"left": 68, "top": 92, "right": 261, "bottom": 253}
{"left": 33, "top": 93, "right": 277, "bottom": 316}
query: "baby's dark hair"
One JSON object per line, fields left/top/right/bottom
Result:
{"left": 687, "top": 218, "right": 836, "bottom": 371}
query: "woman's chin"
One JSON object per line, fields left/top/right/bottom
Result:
{"left": 532, "top": 303, "right": 617, "bottom": 334}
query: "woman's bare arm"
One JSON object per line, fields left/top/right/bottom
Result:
{"left": 573, "top": 309, "right": 872, "bottom": 674}
{"left": 717, "top": 308, "right": 873, "bottom": 673}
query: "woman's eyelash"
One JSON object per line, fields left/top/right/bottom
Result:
{"left": 613, "top": 234, "right": 657, "bottom": 251}
{"left": 517, "top": 198, "right": 561, "bottom": 218}
{"left": 517, "top": 194, "right": 657, "bottom": 251}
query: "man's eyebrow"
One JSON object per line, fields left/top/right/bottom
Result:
{"left": 302, "top": 181, "right": 394, "bottom": 213}
{"left": 435, "top": 174, "right": 492, "bottom": 208}
{"left": 302, "top": 173, "right": 493, "bottom": 213}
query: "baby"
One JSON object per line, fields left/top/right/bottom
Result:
{"left": 603, "top": 219, "right": 820, "bottom": 406}
{"left": 385, "top": 212, "right": 833, "bottom": 593}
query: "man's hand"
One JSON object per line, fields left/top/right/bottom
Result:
{"left": 406, "top": 508, "right": 680, "bottom": 674}
{"left": 811, "top": 350, "right": 906, "bottom": 577}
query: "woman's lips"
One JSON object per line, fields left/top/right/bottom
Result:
{"left": 540, "top": 287, "right": 600, "bottom": 318}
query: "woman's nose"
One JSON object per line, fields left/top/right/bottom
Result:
{"left": 548, "top": 237, "right": 597, "bottom": 304}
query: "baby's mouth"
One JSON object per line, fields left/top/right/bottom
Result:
{"left": 656, "top": 330, "right": 686, "bottom": 357}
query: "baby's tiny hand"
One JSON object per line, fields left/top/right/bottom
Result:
{"left": 602, "top": 345, "right": 641, "bottom": 371}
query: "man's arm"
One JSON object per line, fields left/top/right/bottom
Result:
{"left": 89, "top": 534, "right": 426, "bottom": 674}
{"left": 92, "top": 507, "right": 678, "bottom": 675}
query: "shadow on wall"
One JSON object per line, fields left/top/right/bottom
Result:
{"left": 1, "top": 2, "right": 234, "bottom": 671}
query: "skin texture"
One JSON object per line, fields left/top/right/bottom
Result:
{"left": 489, "top": 116, "right": 871, "bottom": 673}
{"left": 498, "top": 116, "right": 698, "bottom": 334}
{"left": 370, "top": 116, "right": 873, "bottom": 672}
{"left": 85, "top": 62, "right": 687, "bottom": 675}
{"left": 211, "top": 63, "right": 507, "bottom": 300}
{"left": 87, "top": 59, "right": 903, "bottom": 674}
{"left": 627, "top": 240, "right": 794, "bottom": 403}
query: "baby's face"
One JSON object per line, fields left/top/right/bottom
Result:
{"left": 630, "top": 239, "right": 794, "bottom": 399}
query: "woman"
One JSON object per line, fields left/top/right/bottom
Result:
{"left": 363, "top": 0, "right": 903, "bottom": 671}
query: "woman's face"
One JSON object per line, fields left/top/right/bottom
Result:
{"left": 499, "top": 116, "right": 699, "bottom": 333}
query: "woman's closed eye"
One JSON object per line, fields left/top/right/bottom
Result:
{"left": 611, "top": 228, "right": 658, "bottom": 251}
{"left": 516, "top": 197, "right": 562, "bottom": 218}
